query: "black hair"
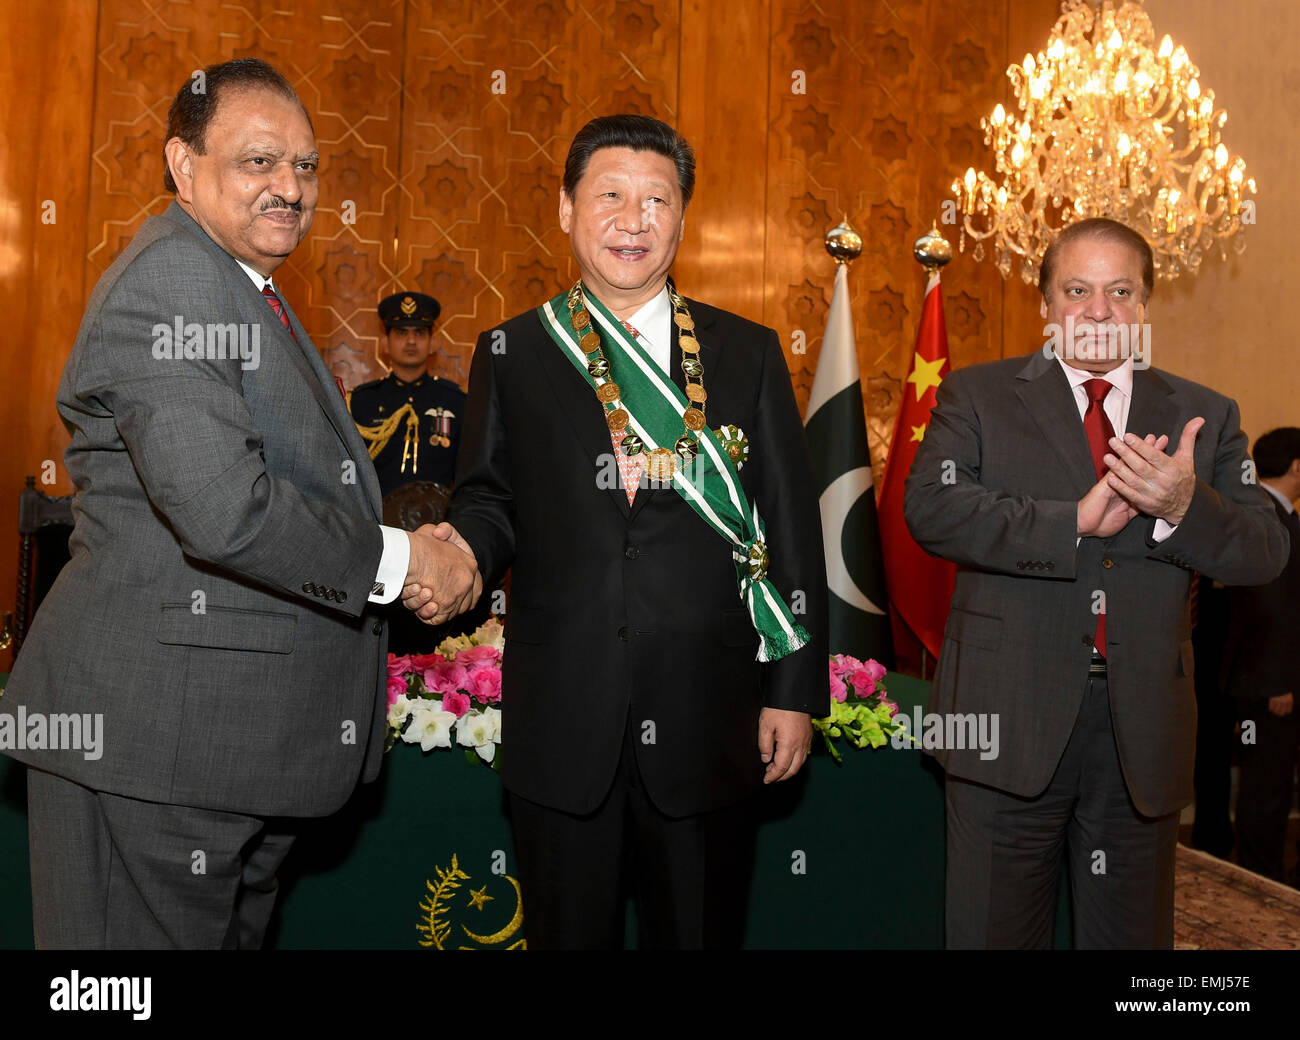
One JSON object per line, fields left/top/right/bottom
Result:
{"left": 1038, "top": 217, "right": 1154, "bottom": 303}
{"left": 162, "top": 58, "right": 310, "bottom": 193}
{"left": 562, "top": 114, "right": 695, "bottom": 206}
{"left": 1252, "top": 427, "right": 1300, "bottom": 480}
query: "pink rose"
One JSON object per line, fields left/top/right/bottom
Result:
{"left": 386, "top": 676, "right": 408, "bottom": 707}
{"left": 408, "top": 653, "right": 445, "bottom": 671}
{"left": 863, "top": 659, "right": 887, "bottom": 683}
{"left": 442, "top": 690, "right": 472, "bottom": 718}
{"left": 457, "top": 644, "right": 500, "bottom": 671}
{"left": 829, "top": 659, "right": 848, "bottom": 703}
{"left": 387, "top": 654, "right": 414, "bottom": 678}
{"left": 424, "top": 660, "right": 469, "bottom": 696}
{"left": 849, "top": 669, "right": 876, "bottom": 698}
{"left": 467, "top": 667, "right": 502, "bottom": 704}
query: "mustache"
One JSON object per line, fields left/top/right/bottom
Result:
{"left": 260, "top": 198, "right": 304, "bottom": 214}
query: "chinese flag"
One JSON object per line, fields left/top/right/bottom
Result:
{"left": 876, "top": 272, "right": 957, "bottom": 660}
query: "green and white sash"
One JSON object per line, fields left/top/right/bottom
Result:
{"left": 538, "top": 285, "right": 809, "bottom": 663}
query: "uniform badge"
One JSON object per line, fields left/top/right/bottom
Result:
{"left": 425, "top": 407, "right": 454, "bottom": 447}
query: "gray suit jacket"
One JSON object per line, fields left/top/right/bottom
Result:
{"left": 2, "top": 202, "right": 390, "bottom": 817}
{"left": 904, "top": 350, "right": 1289, "bottom": 817}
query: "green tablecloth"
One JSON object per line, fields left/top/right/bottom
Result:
{"left": 1, "top": 673, "right": 948, "bottom": 949}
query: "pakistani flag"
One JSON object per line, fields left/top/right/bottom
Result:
{"left": 803, "top": 264, "right": 894, "bottom": 667}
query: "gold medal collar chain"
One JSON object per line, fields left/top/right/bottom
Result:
{"left": 566, "top": 282, "right": 707, "bottom": 482}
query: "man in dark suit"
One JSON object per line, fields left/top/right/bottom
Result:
{"left": 905, "top": 218, "right": 1289, "bottom": 948}
{"left": 428, "top": 115, "right": 828, "bottom": 949}
{"left": 0, "top": 58, "right": 476, "bottom": 948}
{"left": 1221, "top": 427, "right": 1300, "bottom": 883}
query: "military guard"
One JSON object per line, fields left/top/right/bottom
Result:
{"left": 350, "top": 290, "right": 473, "bottom": 654}
{"left": 350, "top": 291, "right": 464, "bottom": 494}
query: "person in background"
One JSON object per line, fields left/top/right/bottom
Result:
{"left": 1221, "top": 426, "right": 1300, "bottom": 885}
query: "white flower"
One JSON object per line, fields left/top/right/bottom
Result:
{"left": 456, "top": 707, "right": 502, "bottom": 762}
{"left": 470, "top": 617, "right": 505, "bottom": 651}
{"left": 387, "top": 695, "right": 413, "bottom": 729}
{"left": 402, "top": 704, "right": 457, "bottom": 752}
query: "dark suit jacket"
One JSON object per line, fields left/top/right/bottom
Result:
{"left": 904, "top": 350, "right": 1289, "bottom": 818}
{"left": 1221, "top": 496, "right": 1300, "bottom": 703}
{"left": 2, "top": 202, "right": 390, "bottom": 817}
{"left": 449, "top": 297, "right": 829, "bottom": 818}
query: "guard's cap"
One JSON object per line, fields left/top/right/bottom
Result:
{"left": 378, "top": 291, "right": 440, "bottom": 329}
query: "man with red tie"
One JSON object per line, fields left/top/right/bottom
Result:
{"left": 3, "top": 58, "right": 477, "bottom": 948}
{"left": 905, "top": 218, "right": 1289, "bottom": 948}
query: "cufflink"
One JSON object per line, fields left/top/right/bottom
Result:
{"left": 372, "top": 581, "right": 386, "bottom": 596}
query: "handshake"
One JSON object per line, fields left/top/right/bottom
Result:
{"left": 401, "top": 522, "right": 482, "bottom": 626}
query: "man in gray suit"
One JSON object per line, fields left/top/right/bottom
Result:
{"left": 0, "top": 59, "right": 477, "bottom": 948}
{"left": 905, "top": 218, "right": 1288, "bottom": 948}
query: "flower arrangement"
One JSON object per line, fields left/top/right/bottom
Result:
{"left": 388, "top": 629, "right": 902, "bottom": 771}
{"left": 812, "top": 654, "right": 910, "bottom": 763}
{"left": 386, "top": 618, "right": 504, "bottom": 767}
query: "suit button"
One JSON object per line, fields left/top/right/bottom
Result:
{"left": 1046, "top": 562, "right": 1054, "bottom": 570}
{"left": 302, "top": 581, "right": 315, "bottom": 594}
{"left": 625, "top": 546, "right": 640, "bottom": 560}
{"left": 373, "top": 621, "right": 384, "bottom": 635}
{"left": 1082, "top": 634, "right": 1094, "bottom": 646}
{"left": 1101, "top": 558, "right": 1114, "bottom": 569}
{"left": 338, "top": 590, "right": 347, "bottom": 603}
{"left": 617, "top": 626, "right": 629, "bottom": 641}
{"left": 1016, "top": 561, "right": 1025, "bottom": 569}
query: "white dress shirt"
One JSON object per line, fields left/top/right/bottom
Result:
{"left": 1056, "top": 356, "right": 1176, "bottom": 543}
{"left": 235, "top": 259, "right": 408, "bottom": 602}
{"left": 620, "top": 285, "right": 672, "bottom": 374}
{"left": 1262, "top": 481, "right": 1296, "bottom": 515}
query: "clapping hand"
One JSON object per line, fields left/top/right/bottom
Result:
{"left": 1103, "top": 417, "right": 1204, "bottom": 526}
{"left": 1077, "top": 432, "right": 1169, "bottom": 538}
{"left": 402, "top": 522, "right": 482, "bottom": 625}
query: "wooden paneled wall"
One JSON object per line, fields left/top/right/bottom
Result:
{"left": 0, "top": 0, "right": 1061, "bottom": 670}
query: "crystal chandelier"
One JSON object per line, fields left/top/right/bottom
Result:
{"left": 951, "top": 0, "right": 1256, "bottom": 284}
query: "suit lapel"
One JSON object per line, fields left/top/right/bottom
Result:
{"left": 1125, "top": 367, "right": 1180, "bottom": 457}
{"left": 1014, "top": 351, "right": 1097, "bottom": 498}
{"left": 276, "top": 292, "right": 384, "bottom": 520}
{"left": 530, "top": 311, "right": 634, "bottom": 520}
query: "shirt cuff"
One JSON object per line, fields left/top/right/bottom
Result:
{"left": 370, "top": 525, "right": 411, "bottom": 603}
{"left": 1152, "top": 518, "right": 1178, "bottom": 542}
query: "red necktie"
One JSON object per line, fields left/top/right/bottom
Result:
{"left": 262, "top": 284, "right": 299, "bottom": 344}
{"left": 611, "top": 321, "right": 645, "bottom": 504}
{"left": 1082, "top": 378, "right": 1115, "bottom": 656}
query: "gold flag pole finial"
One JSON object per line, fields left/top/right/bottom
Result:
{"left": 913, "top": 223, "right": 952, "bottom": 277}
{"left": 824, "top": 217, "right": 862, "bottom": 266}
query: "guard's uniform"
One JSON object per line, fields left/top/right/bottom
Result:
{"left": 349, "top": 372, "right": 465, "bottom": 494}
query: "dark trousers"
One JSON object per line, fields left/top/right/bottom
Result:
{"left": 505, "top": 719, "right": 757, "bottom": 950}
{"left": 945, "top": 676, "right": 1180, "bottom": 949}
{"left": 1234, "top": 702, "right": 1299, "bottom": 882}
{"left": 26, "top": 767, "right": 296, "bottom": 949}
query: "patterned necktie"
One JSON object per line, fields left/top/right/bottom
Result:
{"left": 1082, "top": 378, "right": 1115, "bottom": 656}
{"left": 611, "top": 320, "right": 645, "bottom": 504}
{"left": 262, "top": 284, "right": 299, "bottom": 344}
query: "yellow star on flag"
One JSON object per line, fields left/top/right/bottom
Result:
{"left": 467, "top": 885, "right": 494, "bottom": 911}
{"left": 911, "top": 424, "right": 927, "bottom": 443}
{"left": 907, "top": 352, "right": 946, "bottom": 402}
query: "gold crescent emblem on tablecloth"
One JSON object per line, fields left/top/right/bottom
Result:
{"left": 416, "top": 853, "right": 527, "bottom": 950}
